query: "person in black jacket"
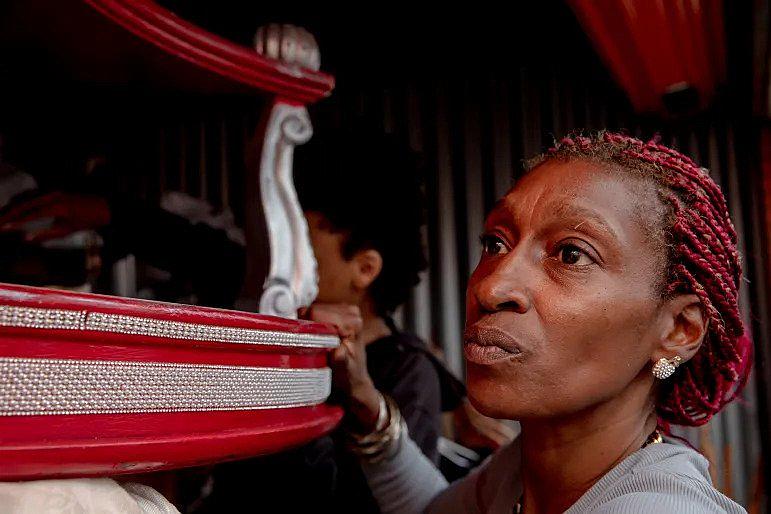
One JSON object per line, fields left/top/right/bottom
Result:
{"left": 205, "top": 128, "right": 465, "bottom": 513}
{"left": 296, "top": 128, "right": 461, "bottom": 462}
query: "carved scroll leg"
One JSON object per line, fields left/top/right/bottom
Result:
{"left": 257, "top": 101, "right": 318, "bottom": 318}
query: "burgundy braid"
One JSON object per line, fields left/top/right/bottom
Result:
{"left": 531, "top": 131, "right": 751, "bottom": 427}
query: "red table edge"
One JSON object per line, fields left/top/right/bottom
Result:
{"left": 83, "top": 0, "right": 335, "bottom": 103}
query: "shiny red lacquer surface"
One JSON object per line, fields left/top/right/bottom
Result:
{"left": 83, "top": 0, "right": 335, "bottom": 102}
{"left": 0, "top": 283, "right": 342, "bottom": 480}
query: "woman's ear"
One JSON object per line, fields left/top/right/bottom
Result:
{"left": 652, "top": 294, "right": 708, "bottom": 364}
{"left": 351, "top": 249, "right": 383, "bottom": 291}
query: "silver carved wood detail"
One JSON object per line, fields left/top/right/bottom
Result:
{"left": 253, "top": 24, "right": 321, "bottom": 72}
{"left": 258, "top": 103, "right": 318, "bottom": 318}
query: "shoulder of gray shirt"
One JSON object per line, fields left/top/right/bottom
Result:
{"left": 362, "top": 430, "right": 747, "bottom": 514}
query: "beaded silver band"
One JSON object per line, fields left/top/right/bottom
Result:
{"left": 0, "top": 356, "right": 331, "bottom": 416}
{"left": 0, "top": 305, "right": 339, "bottom": 348}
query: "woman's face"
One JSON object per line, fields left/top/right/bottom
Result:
{"left": 465, "top": 160, "right": 667, "bottom": 420}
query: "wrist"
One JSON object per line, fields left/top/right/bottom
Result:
{"left": 349, "top": 376, "right": 376, "bottom": 402}
{"left": 346, "top": 382, "right": 381, "bottom": 433}
{"left": 344, "top": 394, "right": 404, "bottom": 463}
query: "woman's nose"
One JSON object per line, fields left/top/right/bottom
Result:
{"left": 473, "top": 269, "right": 532, "bottom": 314}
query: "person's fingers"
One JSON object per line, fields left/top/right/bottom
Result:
{"left": 335, "top": 306, "right": 363, "bottom": 329}
{"left": 330, "top": 339, "right": 357, "bottom": 365}
{"left": 330, "top": 345, "right": 347, "bottom": 366}
{"left": 305, "top": 303, "right": 329, "bottom": 324}
{"left": 342, "top": 338, "right": 359, "bottom": 360}
{"left": 307, "top": 304, "right": 363, "bottom": 339}
{"left": 329, "top": 339, "right": 362, "bottom": 393}
{"left": 339, "top": 338, "right": 354, "bottom": 356}
{"left": 341, "top": 308, "right": 363, "bottom": 338}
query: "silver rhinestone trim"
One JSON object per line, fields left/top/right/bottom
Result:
{"left": 0, "top": 356, "right": 331, "bottom": 416}
{"left": 0, "top": 305, "right": 339, "bottom": 349}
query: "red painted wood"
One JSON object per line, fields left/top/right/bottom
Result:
{"left": 0, "top": 406, "right": 343, "bottom": 479}
{"left": 0, "top": 283, "right": 335, "bottom": 339}
{"left": 0, "top": 337, "right": 328, "bottom": 368}
{"left": 81, "top": 0, "right": 334, "bottom": 103}
{"left": 0, "top": 283, "right": 342, "bottom": 479}
{"left": 2, "top": 0, "right": 334, "bottom": 101}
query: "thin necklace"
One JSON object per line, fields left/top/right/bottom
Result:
{"left": 512, "top": 429, "right": 663, "bottom": 514}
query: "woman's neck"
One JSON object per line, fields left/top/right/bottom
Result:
{"left": 519, "top": 378, "right": 658, "bottom": 514}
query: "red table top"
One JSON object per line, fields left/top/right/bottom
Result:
{"left": 0, "top": 283, "right": 342, "bottom": 480}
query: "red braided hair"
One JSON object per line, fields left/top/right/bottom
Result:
{"left": 528, "top": 131, "right": 751, "bottom": 427}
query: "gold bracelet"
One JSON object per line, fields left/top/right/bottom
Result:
{"left": 345, "top": 394, "right": 403, "bottom": 463}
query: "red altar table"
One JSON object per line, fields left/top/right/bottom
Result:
{"left": 0, "top": 0, "right": 340, "bottom": 479}
{"left": 0, "top": 283, "right": 341, "bottom": 479}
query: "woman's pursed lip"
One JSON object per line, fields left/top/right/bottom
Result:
{"left": 463, "top": 324, "right": 522, "bottom": 354}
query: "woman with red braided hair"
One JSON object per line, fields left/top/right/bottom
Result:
{"left": 319, "top": 132, "right": 751, "bottom": 513}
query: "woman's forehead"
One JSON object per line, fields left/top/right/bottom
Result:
{"left": 488, "top": 161, "right": 646, "bottom": 234}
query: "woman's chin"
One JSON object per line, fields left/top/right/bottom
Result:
{"left": 466, "top": 380, "right": 520, "bottom": 420}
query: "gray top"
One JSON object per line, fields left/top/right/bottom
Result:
{"left": 360, "top": 431, "right": 746, "bottom": 514}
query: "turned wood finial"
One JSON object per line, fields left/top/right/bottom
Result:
{"left": 254, "top": 24, "right": 321, "bottom": 72}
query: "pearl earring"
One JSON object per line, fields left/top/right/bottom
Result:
{"left": 652, "top": 356, "right": 682, "bottom": 380}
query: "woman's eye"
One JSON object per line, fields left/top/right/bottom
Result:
{"left": 558, "top": 244, "right": 593, "bottom": 266}
{"left": 480, "top": 235, "right": 507, "bottom": 255}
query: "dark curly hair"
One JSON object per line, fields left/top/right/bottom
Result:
{"left": 294, "top": 126, "right": 428, "bottom": 316}
{"left": 528, "top": 131, "right": 751, "bottom": 427}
